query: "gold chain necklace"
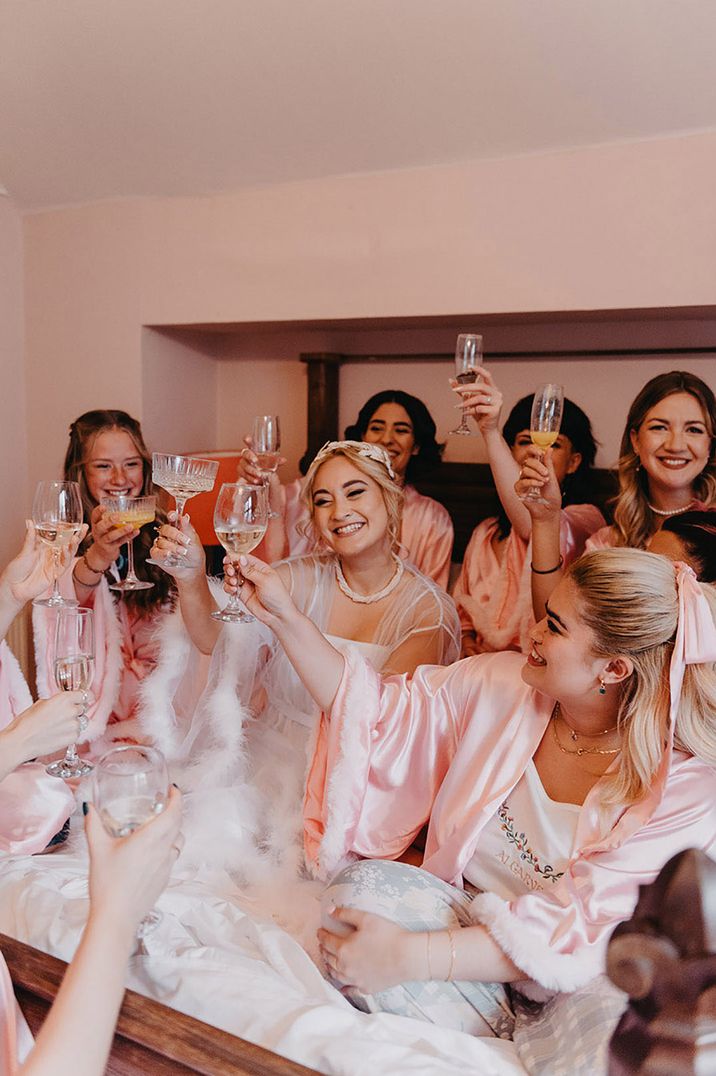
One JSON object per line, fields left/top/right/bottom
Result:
{"left": 551, "top": 704, "right": 621, "bottom": 757}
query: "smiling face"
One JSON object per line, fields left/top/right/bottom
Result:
{"left": 363, "top": 403, "right": 418, "bottom": 481}
{"left": 310, "top": 456, "right": 390, "bottom": 557}
{"left": 630, "top": 392, "right": 711, "bottom": 500}
{"left": 511, "top": 430, "right": 582, "bottom": 484}
{"left": 83, "top": 428, "right": 145, "bottom": 503}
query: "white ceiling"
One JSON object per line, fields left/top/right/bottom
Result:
{"left": 2, "top": 0, "right": 716, "bottom": 211}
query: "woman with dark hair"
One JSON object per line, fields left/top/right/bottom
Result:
{"left": 453, "top": 370, "right": 604, "bottom": 655}
{"left": 239, "top": 391, "right": 455, "bottom": 588}
{"left": 648, "top": 509, "right": 716, "bottom": 583}
{"left": 34, "top": 410, "right": 176, "bottom": 743}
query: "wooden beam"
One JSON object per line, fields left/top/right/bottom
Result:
{"left": 299, "top": 352, "right": 343, "bottom": 466}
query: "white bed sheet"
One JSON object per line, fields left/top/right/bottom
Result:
{"left": 0, "top": 823, "right": 526, "bottom": 1076}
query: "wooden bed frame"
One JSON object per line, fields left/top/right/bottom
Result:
{"left": 2, "top": 933, "right": 320, "bottom": 1075}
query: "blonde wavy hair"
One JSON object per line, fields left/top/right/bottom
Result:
{"left": 300, "top": 442, "right": 404, "bottom": 552}
{"left": 612, "top": 371, "right": 716, "bottom": 549}
{"left": 567, "top": 548, "right": 716, "bottom": 807}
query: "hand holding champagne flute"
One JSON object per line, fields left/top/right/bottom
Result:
{"left": 520, "top": 383, "right": 564, "bottom": 505}
{"left": 449, "top": 334, "right": 483, "bottom": 436}
{"left": 251, "top": 415, "right": 281, "bottom": 518}
{"left": 48, "top": 606, "right": 94, "bottom": 779}
{"left": 211, "top": 483, "right": 268, "bottom": 623}
{"left": 100, "top": 495, "right": 156, "bottom": 592}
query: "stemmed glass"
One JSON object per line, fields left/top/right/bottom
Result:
{"left": 211, "top": 483, "right": 268, "bottom": 623}
{"left": 520, "top": 383, "right": 565, "bottom": 505}
{"left": 151, "top": 453, "right": 219, "bottom": 567}
{"left": 252, "top": 415, "right": 281, "bottom": 518}
{"left": 449, "top": 334, "right": 483, "bottom": 436}
{"left": 100, "top": 495, "right": 156, "bottom": 592}
{"left": 32, "top": 481, "right": 84, "bottom": 608}
{"left": 48, "top": 607, "right": 94, "bottom": 779}
{"left": 92, "top": 745, "right": 169, "bottom": 937}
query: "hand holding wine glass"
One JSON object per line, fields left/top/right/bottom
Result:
{"left": 150, "top": 512, "right": 206, "bottom": 578}
{"left": 47, "top": 606, "right": 95, "bottom": 780}
{"left": 449, "top": 334, "right": 483, "bottom": 436}
{"left": 212, "top": 483, "right": 268, "bottom": 623}
{"left": 32, "top": 481, "right": 84, "bottom": 608}
{"left": 251, "top": 416, "right": 282, "bottom": 518}
{"left": 0, "top": 520, "right": 87, "bottom": 613}
{"left": 100, "top": 495, "right": 156, "bottom": 592}
{"left": 151, "top": 453, "right": 219, "bottom": 567}
{"left": 451, "top": 365, "right": 503, "bottom": 437}
{"left": 518, "top": 384, "right": 564, "bottom": 506}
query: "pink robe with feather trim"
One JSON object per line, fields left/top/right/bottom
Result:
{"left": 454, "top": 505, "right": 604, "bottom": 653}
{"left": 303, "top": 649, "right": 716, "bottom": 995}
{"left": 282, "top": 479, "right": 454, "bottom": 589}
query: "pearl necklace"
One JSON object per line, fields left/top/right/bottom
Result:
{"left": 335, "top": 555, "right": 404, "bottom": 604}
{"left": 647, "top": 501, "right": 694, "bottom": 517}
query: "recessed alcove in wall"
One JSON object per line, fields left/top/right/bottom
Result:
{"left": 142, "top": 306, "right": 716, "bottom": 476}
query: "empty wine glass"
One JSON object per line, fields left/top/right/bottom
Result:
{"left": 211, "top": 483, "right": 268, "bottom": 623}
{"left": 100, "top": 495, "right": 156, "bottom": 592}
{"left": 252, "top": 415, "right": 281, "bottom": 518}
{"left": 449, "top": 334, "right": 483, "bottom": 436}
{"left": 32, "top": 481, "right": 83, "bottom": 608}
{"left": 151, "top": 454, "right": 219, "bottom": 567}
{"left": 48, "top": 607, "right": 94, "bottom": 779}
{"left": 520, "top": 383, "right": 565, "bottom": 505}
{"left": 93, "top": 745, "right": 169, "bottom": 937}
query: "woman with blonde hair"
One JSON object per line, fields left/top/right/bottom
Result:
{"left": 231, "top": 543, "right": 716, "bottom": 1065}
{"left": 144, "top": 441, "right": 460, "bottom": 882}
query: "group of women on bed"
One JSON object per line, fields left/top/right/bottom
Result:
{"left": 1, "top": 366, "right": 715, "bottom": 1072}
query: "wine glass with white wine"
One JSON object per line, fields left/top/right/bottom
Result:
{"left": 211, "top": 483, "right": 268, "bottom": 623}
{"left": 92, "top": 745, "right": 169, "bottom": 937}
{"left": 449, "top": 334, "right": 483, "bottom": 436}
{"left": 251, "top": 415, "right": 281, "bottom": 518}
{"left": 32, "top": 481, "right": 84, "bottom": 608}
{"left": 100, "top": 495, "right": 156, "bottom": 592}
{"left": 520, "top": 383, "right": 565, "bottom": 505}
{"left": 48, "top": 606, "right": 94, "bottom": 779}
{"left": 151, "top": 454, "right": 219, "bottom": 567}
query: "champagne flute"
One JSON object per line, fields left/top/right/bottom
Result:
{"left": 449, "top": 334, "right": 483, "bottom": 436}
{"left": 252, "top": 415, "right": 281, "bottom": 518}
{"left": 211, "top": 483, "right": 268, "bottom": 623}
{"left": 32, "top": 481, "right": 83, "bottom": 608}
{"left": 151, "top": 453, "right": 219, "bottom": 567}
{"left": 100, "top": 495, "right": 156, "bottom": 592}
{"left": 520, "top": 383, "right": 565, "bottom": 505}
{"left": 48, "top": 607, "right": 94, "bottom": 779}
{"left": 93, "top": 745, "right": 169, "bottom": 937}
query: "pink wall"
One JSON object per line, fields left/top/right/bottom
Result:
{"left": 21, "top": 129, "right": 716, "bottom": 495}
{"left": 0, "top": 195, "right": 29, "bottom": 563}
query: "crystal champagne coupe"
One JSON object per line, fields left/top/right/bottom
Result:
{"left": 211, "top": 483, "right": 268, "bottom": 623}
{"left": 48, "top": 606, "right": 94, "bottom": 779}
{"left": 92, "top": 745, "right": 169, "bottom": 937}
{"left": 449, "top": 334, "right": 483, "bottom": 436}
{"left": 32, "top": 480, "right": 84, "bottom": 608}
{"left": 151, "top": 453, "right": 219, "bottom": 567}
{"left": 521, "top": 383, "right": 565, "bottom": 505}
{"left": 100, "top": 495, "right": 156, "bottom": 592}
{"left": 251, "top": 415, "right": 281, "bottom": 518}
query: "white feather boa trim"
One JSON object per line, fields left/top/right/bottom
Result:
{"left": 469, "top": 890, "right": 601, "bottom": 997}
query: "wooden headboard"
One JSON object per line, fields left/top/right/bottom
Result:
{"left": 2, "top": 933, "right": 320, "bottom": 1075}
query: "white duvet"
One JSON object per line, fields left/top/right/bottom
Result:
{"left": 0, "top": 821, "right": 526, "bottom": 1076}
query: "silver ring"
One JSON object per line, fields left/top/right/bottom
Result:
{"left": 486, "top": 395, "right": 492, "bottom": 404}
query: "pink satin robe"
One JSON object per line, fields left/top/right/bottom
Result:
{"left": 453, "top": 505, "right": 604, "bottom": 653}
{"left": 0, "top": 951, "right": 32, "bottom": 1074}
{"left": 0, "top": 642, "right": 75, "bottom": 856}
{"left": 304, "top": 650, "right": 716, "bottom": 994}
{"left": 281, "top": 479, "right": 454, "bottom": 589}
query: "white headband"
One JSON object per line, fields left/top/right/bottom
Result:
{"left": 312, "top": 441, "right": 396, "bottom": 480}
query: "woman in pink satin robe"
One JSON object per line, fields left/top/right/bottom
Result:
{"left": 239, "top": 391, "right": 455, "bottom": 589}
{"left": 452, "top": 375, "right": 604, "bottom": 655}
{"left": 230, "top": 545, "right": 716, "bottom": 1029}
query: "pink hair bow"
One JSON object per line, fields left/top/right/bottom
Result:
{"left": 669, "top": 562, "right": 716, "bottom": 729}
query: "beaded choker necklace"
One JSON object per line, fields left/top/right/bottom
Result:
{"left": 335, "top": 554, "right": 404, "bottom": 604}
{"left": 647, "top": 501, "right": 694, "bottom": 517}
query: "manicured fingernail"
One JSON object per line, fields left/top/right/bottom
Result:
{"left": 179, "top": 534, "right": 191, "bottom": 545}
{"left": 82, "top": 801, "right": 89, "bottom": 815}
{"left": 171, "top": 782, "right": 180, "bottom": 790}
{"left": 239, "top": 556, "right": 247, "bottom": 566}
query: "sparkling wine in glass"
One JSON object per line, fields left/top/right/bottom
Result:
{"left": 93, "top": 745, "right": 169, "bottom": 937}
{"left": 32, "top": 481, "right": 84, "bottom": 608}
{"left": 521, "top": 383, "right": 565, "bottom": 505}
{"left": 449, "top": 334, "right": 483, "bottom": 436}
{"left": 100, "top": 495, "right": 156, "bottom": 592}
{"left": 211, "top": 483, "right": 268, "bottom": 623}
{"left": 48, "top": 607, "right": 94, "bottom": 779}
{"left": 251, "top": 415, "right": 281, "bottom": 519}
{"left": 151, "top": 453, "right": 219, "bottom": 567}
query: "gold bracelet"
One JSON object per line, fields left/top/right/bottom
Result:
{"left": 426, "top": 932, "right": 434, "bottom": 980}
{"left": 445, "top": 928, "right": 457, "bottom": 981}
